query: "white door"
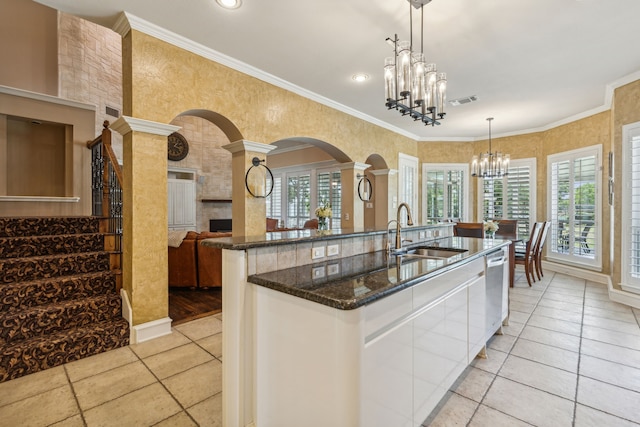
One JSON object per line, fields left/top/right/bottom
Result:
{"left": 168, "top": 178, "right": 196, "bottom": 230}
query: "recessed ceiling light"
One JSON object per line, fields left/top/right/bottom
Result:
{"left": 352, "top": 73, "right": 369, "bottom": 83}
{"left": 216, "top": 0, "right": 242, "bottom": 9}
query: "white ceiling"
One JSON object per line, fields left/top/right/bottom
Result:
{"left": 36, "top": 0, "right": 640, "bottom": 141}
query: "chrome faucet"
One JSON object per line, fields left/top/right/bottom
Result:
{"left": 395, "top": 202, "right": 414, "bottom": 252}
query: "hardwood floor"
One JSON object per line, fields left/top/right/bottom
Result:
{"left": 168, "top": 287, "right": 222, "bottom": 325}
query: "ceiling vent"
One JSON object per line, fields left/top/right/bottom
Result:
{"left": 449, "top": 95, "right": 478, "bottom": 107}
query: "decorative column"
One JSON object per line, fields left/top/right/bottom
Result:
{"left": 111, "top": 116, "right": 180, "bottom": 343}
{"left": 222, "top": 140, "right": 275, "bottom": 237}
{"left": 339, "top": 162, "right": 370, "bottom": 229}
{"left": 370, "top": 169, "right": 398, "bottom": 229}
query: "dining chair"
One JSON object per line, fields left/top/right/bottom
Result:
{"left": 533, "top": 221, "right": 551, "bottom": 280}
{"left": 514, "top": 222, "right": 543, "bottom": 286}
{"left": 494, "top": 219, "right": 518, "bottom": 239}
{"left": 453, "top": 222, "right": 484, "bottom": 238}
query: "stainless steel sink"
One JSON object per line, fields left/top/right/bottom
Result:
{"left": 410, "top": 248, "right": 465, "bottom": 258}
{"left": 400, "top": 246, "right": 468, "bottom": 260}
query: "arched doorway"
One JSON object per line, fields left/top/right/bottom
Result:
{"left": 166, "top": 110, "right": 242, "bottom": 324}
{"left": 267, "top": 137, "right": 353, "bottom": 230}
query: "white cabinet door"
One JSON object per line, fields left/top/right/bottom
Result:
{"left": 363, "top": 320, "right": 413, "bottom": 427}
{"left": 467, "top": 274, "right": 487, "bottom": 363}
{"left": 442, "top": 284, "right": 470, "bottom": 399}
{"left": 168, "top": 178, "right": 196, "bottom": 229}
{"left": 413, "top": 295, "right": 447, "bottom": 425}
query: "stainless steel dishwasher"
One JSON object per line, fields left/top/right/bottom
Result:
{"left": 485, "top": 248, "right": 508, "bottom": 341}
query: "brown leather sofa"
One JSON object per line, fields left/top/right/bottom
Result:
{"left": 168, "top": 231, "right": 231, "bottom": 288}
{"left": 168, "top": 218, "right": 317, "bottom": 288}
{"left": 168, "top": 231, "right": 199, "bottom": 288}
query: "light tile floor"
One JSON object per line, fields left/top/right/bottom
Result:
{"left": 0, "top": 313, "right": 223, "bottom": 427}
{"left": 2, "top": 272, "right": 640, "bottom": 426}
{"left": 425, "top": 271, "right": 640, "bottom": 427}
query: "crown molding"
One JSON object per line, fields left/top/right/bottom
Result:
{"left": 0, "top": 85, "right": 96, "bottom": 111}
{"left": 113, "top": 13, "right": 639, "bottom": 144}
{"left": 110, "top": 116, "right": 180, "bottom": 136}
{"left": 223, "top": 140, "right": 276, "bottom": 155}
{"left": 113, "top": 12, "right": 421, "bottom": 141}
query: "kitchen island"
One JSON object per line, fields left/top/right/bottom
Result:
{"left": 201, "top": 225, "right": 510, "bottom": 427}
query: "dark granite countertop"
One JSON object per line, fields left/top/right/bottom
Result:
{"left": 248, "top": 236, "right": 510, "bottom": 310}
{"left": 199, "top": 223, "right": 454, "bottom": 250}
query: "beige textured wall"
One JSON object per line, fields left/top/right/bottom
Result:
{"left": 612, "top": 80, "right": 640, "bottom": 284}
{"left": 125, "top": 30, "right": 416, "bottom": 168}
{"left": 122, "top": 130, "right": 169, "bottom": 325}
{"left": 0, "top": 91, "right": 95, "bottom": 216}
{"left": 58, "top": 13, "right": 123, "bottom": 144}
{"left": 267, "top": 146, "right": 334, "bottom": 168}
{"left": 0, "top": 0, "right": 58, "bottom": 95}
{"left": 418, "top": 112, "right": 613, "bottom": 273}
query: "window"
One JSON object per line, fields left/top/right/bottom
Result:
{"left": 547, "top": 145, "right": 601, "bottom": 269}
{"left": 286, "top": 172, "right": 311, "bottom": 228}
{"left": 317, "top": 169, "right": 341, "bottom": 229}
{"left": 622, "top": 123, "right": 640, "bottom": 292}
{"left": 422, "top": 163, "right": 469, "bottom": 223}
{"left": 266, "top": 174, "right": 282, "bottom": 224}
{"left": 479, "top": 158, "right": 536, "bottom": 237}
{"left": 398, "top": 153, "right": 419, "bottom": 224}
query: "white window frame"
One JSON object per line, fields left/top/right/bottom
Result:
{"left": 266, "top": 172, "right": 283, "bottom": 226}
{"left": 547, "top": 144, "right": 602, "bottom": 270}
{"left": 398, "top": 153, "right": 419, "bottom": 224}
{"left": 271, "top": 160, "right": 339, "bottom": 228}
{"left": 422, "top": 163, "right": 470, "bottom": 223}
{"left": 622, "top": 122, "right": 640, "bottom": 292}
{"left": 316, "top": 165, "right": 342, "bottom": 229}
{"left": 476, "top": 158, "right": 537, "bottom": 237}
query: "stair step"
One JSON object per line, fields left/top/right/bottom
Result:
{"left": 0, "top": 294, "right": 123, "bottom": 345}
{"left": 0, "top": 251, "right": 111, "bottom": 285}
{"left": 0, "top": 217, "right": 100, "bottom": 238}
{"left": 0, "top": 233, "right": 104, "bottom": 259}
{"left": 0, "top": 317, "right": 129, "bottom": 383}
{"left": 0, "top": 271, "right": 116, "bottom": 312}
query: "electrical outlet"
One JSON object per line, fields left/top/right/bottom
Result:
{"left": 312, "top": 266, "right": 325, "bottom": 278}
{"left": 345, "top": 213, "right": 350, "bottom": 221}
{"left": 312, "top": 246, "right": 325, "bottom": 259}
{"left": 419, "top": 231, "right": 426, "bottom": 239}
{"left": 327, "top": 244, "right": 339, "bottom": 256}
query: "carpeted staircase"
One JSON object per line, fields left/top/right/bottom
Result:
{"left": 0, "top": 216, "right": 129, "bottom": 383}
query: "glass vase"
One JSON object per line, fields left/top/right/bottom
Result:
{"left": 318, "top": 217, "right": 329, "bottom": 231}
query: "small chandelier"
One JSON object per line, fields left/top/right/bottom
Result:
{"left": 384, "top": 0, "right": 447, "bottom": 126}
{"left": 472, "top": 118, "right": 510, "bottom": 179}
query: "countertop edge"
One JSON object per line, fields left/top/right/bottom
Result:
{"left": 200, "top": 223, "right": 454, "bottom": 250}
{"left": 248, "top": 240, "right": 510, "bottom": 310}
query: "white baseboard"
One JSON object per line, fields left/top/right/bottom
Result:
{"left": 543, "top": 260, "right": 640, "bottom": 309}
{"left": 541, "top": 260, "right": 609, "bottom": 285}
{"left": 120, "top": 289, "right": 173, "bottom": 344}
{"left": 609, "top": 279, "right": 640, "bottom": 309}
{"left": 120, "top": 288, "right": 132, "bottom": 324}
{"left": 131, "top": 317, "right": 173, "bottom": 344}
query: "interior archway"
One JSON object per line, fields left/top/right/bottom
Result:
{"left": 167, "top": 109, "right": 242, "bottom": 324}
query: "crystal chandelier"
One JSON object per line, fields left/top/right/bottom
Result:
{"left": 471, "top": 118, "right": 510, "bottom": 178}
{"left": 384, "top": 0, "right": 447, "bottom": 126}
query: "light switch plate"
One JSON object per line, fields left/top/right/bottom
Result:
{"left": 312, "top": 246, "right": 325, "bottom": 259}
{"left": 327, "top": 244, "right": 339, "bottom": 256}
